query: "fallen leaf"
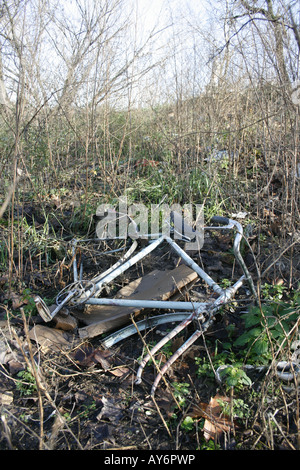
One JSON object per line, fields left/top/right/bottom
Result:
{"left": 97, "top": 397, "right": 124, "bottom": 423}
{"left": 108, "top": 365, "right": 130, "bottom": 377}
{"left": 3, "top": 292, "right": 27, "bottom": 310}
{"left": 71, "top": 344, "right": 95, "bottom": 366}
{"left": 93, "top": 349, "right": 114, "bottom": 370}
{"left": 202, "top": 394, "right": 234, "bottom": 441}
{"left": 187, "top": 395, "right": 235, "bottom": 441}
{"left": 8, "top": 359, "right": 25, "bottom": 375}
{"left": 187, "top": 401, "right": 208, "bottom": 419}
{"left": 0, "top": 390, "right": 13, "bottom": 405}
{"left": 72, "top": 344, "right": 114, "bottom": 370}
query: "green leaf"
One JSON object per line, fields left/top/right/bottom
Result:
{"left": 244, "top": 314, "right": 261, "bottom": 328}
{"left": 234, "top": 331, "right": 251, "bottom": 347}
{"left": 252, "top": 338, "right": 269, "bottom": 356}
{"left": 181, "top": 416, "right": 194, "bottom": 431}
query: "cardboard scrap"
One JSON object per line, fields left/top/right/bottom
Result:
{"left": 77, "top": 264, "right": 198, "bottom": 339}
{"left": 29, "top": 324, "right": 75, "bottom": 352}
{"left": 52, "top": 312, "right": 78, "bottom": 331}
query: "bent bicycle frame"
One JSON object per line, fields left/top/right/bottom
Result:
{"left": 34, "top": 216, "right": 256, "bottom": 396}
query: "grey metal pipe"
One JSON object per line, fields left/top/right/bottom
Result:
{"left": 207, "top": 217, "right": 257, "bottom": 298}
{"left": 76, "top": 234, "right": 225, "bottom": 303}
{"left": 231, "top": 220, "right": 257, "bottom": 298}
{"left": 85, "top": 297, "right": 207, "bottom": 310}
{"left": 101, "top": 312, "right": 193, "bottom": 349}
{"left": 72, "top": 239, "right": 78, "bottom": 282}
{"left": 77, "top": 236, "right": 166, "bottom": 301}
{"left": 135, "top": 311, "right": 197, "bottom": 384}
{"left": 92, "top": 240, "right": 138, "bottom": 293}
{"left": 164, "top": 236, "right": 223, "bottom": 295}
{"left": 149, "top": 275, "right": 245, "bottom": 396}
{"left": 73, "top": 217, "right": 254, "bottom": 304}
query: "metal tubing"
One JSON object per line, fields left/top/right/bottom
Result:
{"left": 101, "top": 312, "right": 192, "bottom": 349}
{"left": 151, "top": 328, "right": 204, "bottom": 396}
{"left": 148, "top": 276, "right": 245, "bottom": 395}
{"left": 76, "top": 234, "right": 224, "bottom": 303}
{"left": 34, "top": 290, "right": 76, "bottom": 322}
{"left": 85, "top": 297, "right": 208, "bottom": 310}
{"left": 150, "top": 320, "right": 211, "bottom": 396}
{"left": 135, "top": 312, "right": 197, "bottom": 384}
{"left": 205, "top": 219, "right": 256, "bottom": 298}
{"left": 71, "top": 239, "right": 138, "bottom": 288}
{"left": 72, "top": 239, "right": 78, "bottom": 282}
{"left": 79, "top": 236, "right": 166, "bottom": 300}
{"left": 71, "top": 220, "right": 252, "bottom": 308}
{"left": 231, "top": 220, "right": 257, "bottom": 298}
{"left": 164, "top": 236, "right": 224, "bottom": 295}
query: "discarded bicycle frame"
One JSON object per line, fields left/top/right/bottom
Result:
{"left": 34, "top": 215, "right": 257, "bottom": 396}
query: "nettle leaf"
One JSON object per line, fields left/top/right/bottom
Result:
{"left": 247, "top": 327, "right": 263, "bottom": 339}
{"left": 234, "top": 327, "right": 262, "bottom": 347}
{"left": 273, "top": 320, "right": 290, "bottom": 337}
{"left": 243, "top": 314, "right": 261, "bottom": 328}
{"left": 234, "top": 331, "right": 251, "bottom": 347}
{"left": 266, "top": 316, "right": 277, "bottom": 328}
{"left": 252, "top": 337, "right": 269, "bottom": 356}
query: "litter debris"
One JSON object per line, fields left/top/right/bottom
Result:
{"left": 0, "top": 390, "right": 13, "bottom": 406}
{"left": 71, "top": 344, "right": 114, "bottom": 369}
{"left": 231, "top": 212, "right": 248, "bottom": 219}
{"left": 52, "top": 311, "right": 78, "bottom": 331}
{"left": 33, "top": 214, "right": 257, "bottom": 396}
{"left": 0, "top": 322, "right": 27, "bottom": 374}
{"left": 77, "top": 264, "right": 198, "bottom": 338}
{"left": 28, "top": 324, "right": 75, "bottom": 353}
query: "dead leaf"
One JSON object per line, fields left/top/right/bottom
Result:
{"left": 8, "top": 358, "right": 25, "bottom": 375}
{"left": 188, "top": 394, "right": 235, "bottom": 441}
{"left": 0, "top": 390, "right": 13, "bottom": 405}
{"left": 108, "top": 365, "right": 130, "bottom": 377}
{"left": 186, "top": 401, "right": 208, "bottom": 419}
{"left": 4, "top": 292, "right": 26, "bottom": 310}
{"left": 149, "top": 391, "right": 175, "bottom": 418}
{"left": 93, "top": 349, "right": 114, "bottom": 370}
{"left": 71, "top": 344, "right": 130, "bottom": 378}
{"left": 72, "top": 344, "right": 115, "bottom": 370}
{"left": 203, "top": 395, "right": 234, "bottom": 441}
{"left": 97, "top": 397, "right": 124, "bottom": 423}
{"left": 71, "top": 344, "right": 120, "bottom": 370}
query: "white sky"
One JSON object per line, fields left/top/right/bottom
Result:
{"left": 133, "top": 0, "right": 210, "bottom": 35}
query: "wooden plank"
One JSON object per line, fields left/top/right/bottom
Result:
{"left": 77, "top": 264, "right": 198, "bottom": 339}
